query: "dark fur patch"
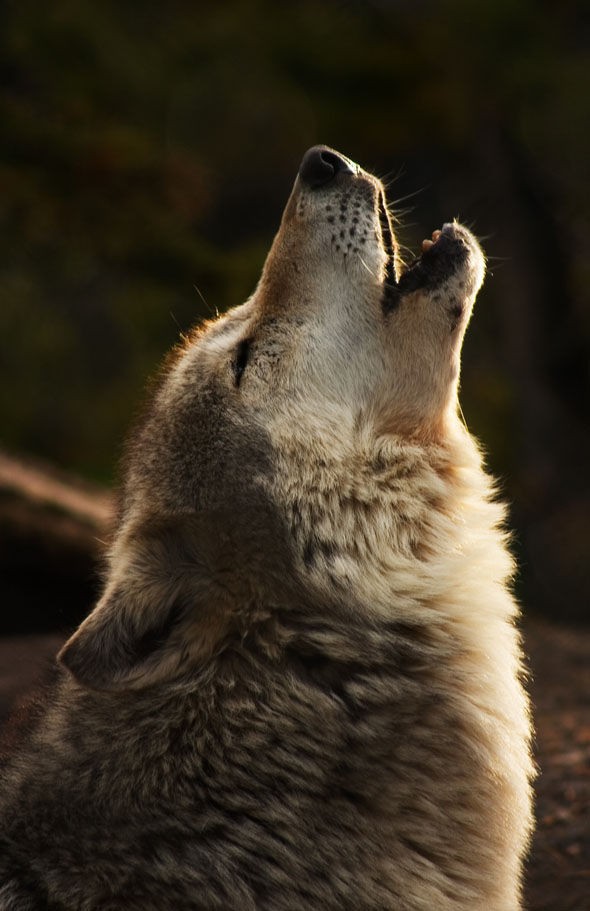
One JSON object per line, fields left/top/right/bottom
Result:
{"left": 0, "top": 851, "right": 66, "bottom": 910}
{"left": 449, "top": 303, "right": 464, "bottom": 332}
{"left": 127, "top": 599, "right": 186, "bottom": 665}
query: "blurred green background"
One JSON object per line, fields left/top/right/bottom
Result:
{"left": 1, "top": 0, "right": 588, "bottom": 619}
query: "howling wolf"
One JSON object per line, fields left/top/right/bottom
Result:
{"left": 0, "top": 146, "right": 533, "bottom": 910}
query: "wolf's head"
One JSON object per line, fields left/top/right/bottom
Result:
{"left": 59, "top": 146, "right": 485, "bottom": 690}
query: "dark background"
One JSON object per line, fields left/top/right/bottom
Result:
{"left": 1, "top": 0, "right": 589, "bottom": 624}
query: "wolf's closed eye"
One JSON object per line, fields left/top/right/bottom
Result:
{"left": 233, "top": 338, "right": 252, "bottom": 387}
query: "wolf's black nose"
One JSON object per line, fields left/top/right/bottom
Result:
{"left": 298, "top": 146, "right": 355, "bottom": 188}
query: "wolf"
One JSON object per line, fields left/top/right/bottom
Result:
{"left": 0, "top": 146, "right": 533, "bottom": 910}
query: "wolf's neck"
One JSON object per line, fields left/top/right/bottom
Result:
{"left": 274, "top": 425, "right": 514, "bottom": 629}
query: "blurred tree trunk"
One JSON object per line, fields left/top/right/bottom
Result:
{"left": 0, "top": 451, "right": 112, "bottom": 635}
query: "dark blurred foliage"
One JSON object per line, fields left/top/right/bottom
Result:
{"left": 1, "top": 0, "right": 588, "bottom": 618}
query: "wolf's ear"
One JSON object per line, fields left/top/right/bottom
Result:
{"left": 58, "top": 518, "right": 235, "bottom": 691}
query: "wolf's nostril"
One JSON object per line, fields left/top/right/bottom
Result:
{"left": 298, "top": 146, "right": 355, "bottom": 189}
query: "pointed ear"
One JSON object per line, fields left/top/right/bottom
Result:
{"left": 58, "top": 518, "right": 235, "bottom": 691}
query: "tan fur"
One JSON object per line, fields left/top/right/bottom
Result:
{"left": 0, "top": 147, "right": 533, "bottom": 910}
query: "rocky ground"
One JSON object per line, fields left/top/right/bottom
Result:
{"left": 0, "top": 451, "right": 588, "bottom": 910}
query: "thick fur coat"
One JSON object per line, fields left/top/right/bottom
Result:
{"left": 0, "top": 146, "right": 533, "bottom": 910}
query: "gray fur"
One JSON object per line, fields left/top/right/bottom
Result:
{"left": 0, "top": 148, "right": 533, "bottom": 910}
